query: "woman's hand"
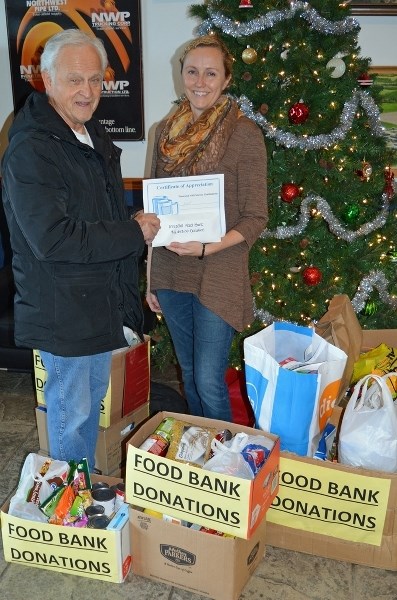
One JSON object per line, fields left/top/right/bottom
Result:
{"left": 146, "top": 291, "right": 162, "bottom": 313}
{"left": 166, "top": 241, "right": 203, "bottom": 256}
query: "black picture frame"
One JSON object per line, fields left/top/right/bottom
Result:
{"left": 350, "top": 2, "right": 397, "bottom": 16}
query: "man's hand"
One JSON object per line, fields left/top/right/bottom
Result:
{"left": 134, "top": 212, "right": 160, "bottom": 244}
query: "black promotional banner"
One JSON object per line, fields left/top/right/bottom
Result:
{"left": 4, "top": 0, "right": 144, "bottom": 141}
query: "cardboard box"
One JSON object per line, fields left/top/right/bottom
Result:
{"left": 33, "top": 336, "right": 150, "bottom": 428}
{"left": 130, "top": 507, "right": 267, "bottom": 600}
{"left": 125, "top": 411, "right": 280, "bottom": 539}
{"left": 265, "top": 295, "right": 397, "bottom": 570}
{"left": 123, "top": 339, "right": 151, "bottom": 414}
{"left": 1, "top": 474, "right": 131, "bottom": 582}
{"left": 35, "top": 402, "right": 149, "bottom": 475}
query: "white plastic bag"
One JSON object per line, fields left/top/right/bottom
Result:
{"left": 203, "top": 432, "right": 274, "bottom": 479}
{"left": 8, "top": 453, "right": 70, "bottom": 522}
{"left": 338, "top": 374, "right": 397, "bottom": 472}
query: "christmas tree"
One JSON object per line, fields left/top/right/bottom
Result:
{"left": 151, "top": 0, "right": 397, "bottom": 369}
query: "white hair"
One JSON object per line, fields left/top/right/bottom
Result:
{"left": 40, "top": 29, "right": 108, "bottom": 77}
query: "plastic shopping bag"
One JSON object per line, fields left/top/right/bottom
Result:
{"left": 8, "top": 453, "right": 70, "bottom": 522}
{"left": 203, "top": 432, "right": 274, "bottom": 479}
{"left": 338, "top": 374, "right": 397, "bottom": 472}
{"left": 243, "top": 322, "right": 347, "bottom": 456}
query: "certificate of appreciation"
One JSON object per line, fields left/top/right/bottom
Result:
{"left": 143, "top": 174, "right": 225, "bottom": 247}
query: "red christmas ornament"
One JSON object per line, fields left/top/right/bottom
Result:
{"left": 357, "top": 73, "right": 373, "bottom": 87}
{"left": 288, "top": 101, "right": 309, "bottom": 124}
{"left": 384, "top": 165, "right": 395, "bottom": 199}
{"left": 281, "top": 183, "right": 300, "bottom": 203}
{"left": 239, "top": 0, "right": 253, "bottom": 7}
{"left": 302, "top": 266, "right": 322, "bottom": 286}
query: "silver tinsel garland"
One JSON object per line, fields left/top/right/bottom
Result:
{"left": 196, "top": 3, "right": 359, "bottom": 38}
{"left": 261, "top": 192, "right": 389, "bottom": 241}
{"left": 237, "top": 90, "right": 385, "bottom": 150}
{"left": 253, "top": 270, "right": 397, "bottom": 324}
{"left": 351, "top": 271, "right": 397, "bottom": 312}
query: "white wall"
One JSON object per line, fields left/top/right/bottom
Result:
{"left": 0, "top": 1, "right": 396, "bottom": 178}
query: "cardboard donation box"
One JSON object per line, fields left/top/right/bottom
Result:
{"left": 1, "top": 474, "right": 131, "bottom": 583}
{"left": 130, "top": 507, "right": 267, "bottom": 600}
{"left": 265, "top": 295, "right": 397, "bottom": 570}
{"left": 125, "top": 411, "right": 280, "bottom": 539}
{"left": 35, "top": 402, "right": 149, "bottom": 475}
{"left": 33, "top": 336, "right": 150, "bottom": 428}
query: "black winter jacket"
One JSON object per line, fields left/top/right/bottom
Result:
{"left": 1, "top": 92, "right": 145, "bottom": 356}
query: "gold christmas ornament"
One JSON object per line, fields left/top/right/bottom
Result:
{"left": 242, "top": 46, "right": 258, "bottom": 64}
{"left": 355, "top": 160, "right": 373, "bottom": 181}
{"left": 362, "top": 161, "right": 373, "bottom": 178}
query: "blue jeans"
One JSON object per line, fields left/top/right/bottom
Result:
{"left": 39, "top": 351, "right": 112, "bottom": 471}
{"left": 156, "top": 290, "right": 235, "bottom": 421}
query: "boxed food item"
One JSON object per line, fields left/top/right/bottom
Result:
{"left": 33, "top": 335, "right": 150, "bottom": 428}
{"left": 125, "top": 411, "right": 280, "bottom": 539}
{"left": 265, "top": 295, "right": 397, "bottom": 570}
{"left": 1, "top": 472, "right": 131, "bottom": 582}
{"left": 35, "top": 402, "right": 149, "bottom": 475}
{"left": 130, "top": 506, "right": 267, "bottom": 600}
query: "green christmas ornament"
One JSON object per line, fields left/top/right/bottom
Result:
{"left": 342, "top": 202, "right": 360, "bottom": 224}
{"left": 362, "top": 299, "right": 378, "bottom": 316}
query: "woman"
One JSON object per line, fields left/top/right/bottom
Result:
{"left": 146, "top": 35, "right": 268, "bottom": 421}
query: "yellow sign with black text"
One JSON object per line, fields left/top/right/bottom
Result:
{"left": 267, "top": 456, "right": 390, "bottom": 546}
{"left": 1, "top": 475, "right": 131, "bottom": 582}
{"left": 126, "top": 411, "right": 280, "bottom": 539}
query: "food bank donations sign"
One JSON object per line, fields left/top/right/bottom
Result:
{"left": 268, "top": 456, "right": 391, "bottom": 546}
{"left": 5, "top": 0, "right": 144, "bottom": 141}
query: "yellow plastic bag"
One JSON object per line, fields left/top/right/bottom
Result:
{"left": 351, "top": 343, "right": 397, "bottom": 398}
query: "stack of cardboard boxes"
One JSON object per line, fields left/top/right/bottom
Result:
{"left": 266, "top": 295, "right": 397, "bottom": 570}
{"left": 33, "top": 336, "right": 151, "bottom": 476}
{"left": 3, "top": 293, "right": 397, "bottom": 594}
{"left": 126, "top": 411, "right": 280, "bottom": 600}
{"left": 1, "top": 409, "right": 281, "bottom": 596}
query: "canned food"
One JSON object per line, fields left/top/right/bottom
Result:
{"left": 92, "top": 482, "right": 110, "bottom": 491}
{"left": 92, "top": 487, "right": 116, "bottom": 516}
{"left": 85, "top": 504, "right": 105, "bottom": 518}
{"left": 87, "top": 515, "right": 111, "bottom": 529}
{"left": 111, "top": 483, "right": 126, "bottom": 511}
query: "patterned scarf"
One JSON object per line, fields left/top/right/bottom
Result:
{"left": 158, "top": 95, "right": 240, "bottom": 177}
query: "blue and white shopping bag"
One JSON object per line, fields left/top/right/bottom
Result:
{"left": 244, "top": 322, "right": 347, "bottom": 456}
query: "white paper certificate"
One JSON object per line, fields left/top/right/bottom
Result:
{"left": 143, "top": 174, "right": 225, "bottom": 247}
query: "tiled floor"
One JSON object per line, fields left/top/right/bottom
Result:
{"left": 1, "top": 369, "right": 397, "bottom": 600}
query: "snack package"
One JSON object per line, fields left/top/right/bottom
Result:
{"left": 49, "top": 483, "right": 76, "bottom": 525}
{"left": 166, "top": 420, "right": 217, "bottom": 466}
{"left": 313, "top": 423, "right": 336, "bottom": 461}
{"left": 352, "top": 344, "right": 397, "bottom": 398}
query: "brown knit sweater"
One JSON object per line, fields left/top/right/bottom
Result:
{"left": 149, "top": 113, "right": 268, "bottom": 332}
